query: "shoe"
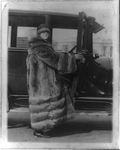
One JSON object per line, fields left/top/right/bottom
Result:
{"left": 33, "top": 131, "right": 50, "bottom": 138}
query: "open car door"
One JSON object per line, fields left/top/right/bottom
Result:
{"left": 71, "top": 11, "right": 104, "bottom": 97}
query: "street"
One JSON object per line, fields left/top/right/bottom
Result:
{"left": 7, "top": 107, "right": 112, "bottom": 143}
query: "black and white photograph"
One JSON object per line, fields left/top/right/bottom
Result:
{"left": 1, "top": 0, "right": 119, "bottom": 149}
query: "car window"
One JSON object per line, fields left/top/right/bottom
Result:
{"left": 8, "top": 26, "right": 37, "bottom": 48}
{"left": 17, "top": 27, "right": 37, "bottom": 48}
{"left": 52, "top": 28, "right": 77, "bottom": 53}
{"left": 8, "top": 26, "right": 11, "bottom": 48}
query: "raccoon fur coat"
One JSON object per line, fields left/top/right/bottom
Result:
{"left": 26, "top": 37, "right": 77, "bottom": 132}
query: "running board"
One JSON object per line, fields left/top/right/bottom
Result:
{"left": 75, "top": 97, "right": 112, "bottom": 103}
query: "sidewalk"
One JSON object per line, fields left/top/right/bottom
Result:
{"left": 7, "top": 107, "right": 112, "bottom": 143}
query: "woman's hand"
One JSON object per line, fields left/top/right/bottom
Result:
{"left": 75, "top": 53, "right": 85, "bottom": 63}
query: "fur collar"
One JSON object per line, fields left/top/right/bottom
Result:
{"left": 29, "top": 36, "right": 54, "bottom": 51}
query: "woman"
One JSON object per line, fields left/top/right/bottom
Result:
{"left": 26, "top": 24, "right": 85, "bottom": 138}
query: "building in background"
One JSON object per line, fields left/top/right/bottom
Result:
{"left": 93, "top": 38, "right": 113, "bottom": 57}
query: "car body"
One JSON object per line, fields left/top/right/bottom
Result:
{"left": 8, "top": 10, "right": 113, "bottom": 112}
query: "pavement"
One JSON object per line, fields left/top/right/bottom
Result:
{"left": 7, "top": 106, "right": 112, "bottom": 146}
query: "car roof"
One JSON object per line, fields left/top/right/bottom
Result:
{"left": 9, "top": 9, "right": 104, "bottom": 33}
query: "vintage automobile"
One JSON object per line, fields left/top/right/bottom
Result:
{"left": 8, "top": 10, "right": 113, "bottom": 113}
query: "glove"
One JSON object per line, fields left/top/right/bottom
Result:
{"left": 75, "top": 52, "right": 85, "bottom": 63}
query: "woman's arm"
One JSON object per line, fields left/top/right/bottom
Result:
{"left": 36, "top": 46, "right": 78, "bottom": 74}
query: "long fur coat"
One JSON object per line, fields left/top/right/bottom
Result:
{"left": 26, "top": 37, "right": 77, "bottom": 132}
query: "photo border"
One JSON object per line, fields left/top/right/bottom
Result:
{"left": 1, "top": 0, "right": 119, "bottom": 149}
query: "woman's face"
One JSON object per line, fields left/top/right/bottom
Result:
{"left": 39, "top": 31, "right": 49, "bottom": 40}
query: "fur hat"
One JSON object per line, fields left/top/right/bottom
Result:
{"left": 37, "top": 24, "right": 50, "bottom": 35}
